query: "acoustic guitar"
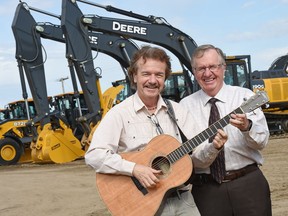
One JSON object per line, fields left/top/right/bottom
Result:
{"left": 96, "top": 91, "right": 269, "bottom": 216}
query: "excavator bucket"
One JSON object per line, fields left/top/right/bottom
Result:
{"left": 31, "top": 122, "right": 85, "bottom": 164}
{"left": 18, "top": 148, "right": 33, "bottom": 163}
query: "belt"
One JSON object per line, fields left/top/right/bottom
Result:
{"left": 223, "top": 163, "right": 258, "bottom": 182}
{"left": 193, "top": 163, "right": 258, "bottom": 184}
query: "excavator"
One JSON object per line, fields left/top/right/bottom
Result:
{"left": 59, "top": 0, "right": 141, "bottom": 148}
{"left": 34, "top": 20, "right": 138, "bottom": 148}
{"left": 72, "top": 0, "right": 288, "bottom": 135}
{"left": 12, "top": 2, "right": 85, "bottom": 164}
{"left": 69, "top": 0, "right": 249, "bottom": 99}
{"left": 209, "top": 51, "right": 288, "bottom": 134}
{"left": 60, "top": 0, "right": 199, "bottom": 147}
{"left": 250, "top": 54, "right": 288, "bottom": 134}
{"left": 65, "top": 0, "right": 198, "bottom": 93}
{"left": 6, "top": 1, "right": 137, "bottom": 165}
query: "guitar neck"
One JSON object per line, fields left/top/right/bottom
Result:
{"left": 167, "top": 107, "right": 244, "bottom": 164}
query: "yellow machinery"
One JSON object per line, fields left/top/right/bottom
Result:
{"left": 0, "top": 98, "right": 84, "bottom": 165}
{"left": 12, "top": 3, "right": 86, "bottom": 165}
{"left": 251, "top": 76, "right": 288, "bottom": 133}
{"left": 10, "top": 2, "right": 130, "bottom": 165}
{"left": 0, "top": 99, "right": 36, "bottom": 165}
{"left": 0, "top": 83, "right": 123, "bottom": 166}
{"left": 30, "top": 120, "right": 84, "bottom": 163}
{"left": 86, "top": 85, "right": 124, "bottom": 149}
{"left": 52, "top": 85, "right": 124, "bottom": 151}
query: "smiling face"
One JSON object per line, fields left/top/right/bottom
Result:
{"left": 193, "top": 48, "right": 226, "bottom": 97}
{"left": 133, "top": 57, "right": 166, "bottom": 106}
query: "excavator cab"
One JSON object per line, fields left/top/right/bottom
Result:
{"left": 269, "top": 54, "right": 288, "bottom": 73}
{"left": 0, "top": 109, "right": 7, "bottom": 121}
{"left": 52, "top": 92, "right": 87, "bottom": 141}
{"left": 161, "top": 72, "right": 190, "bottom": 102}
{"left": 224, "top": 55, "right": 252, "bottom": 88}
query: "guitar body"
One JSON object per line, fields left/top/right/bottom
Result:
{"left": 96, "top": 134, "right": 193, "bottom": 216}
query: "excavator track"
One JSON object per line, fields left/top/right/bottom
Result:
{"left": 264, "top": 112, "right": 288, "bottom": 138}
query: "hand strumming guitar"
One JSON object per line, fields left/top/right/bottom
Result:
{"left": 132, "top": 164, "right": 162, "bottom": 188}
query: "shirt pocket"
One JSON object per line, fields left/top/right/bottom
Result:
{"left": 119, "top": 121, "right": 154, "bottom": 152}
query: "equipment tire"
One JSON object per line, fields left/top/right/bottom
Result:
{"left": 0, "top": 138, "right": 21, "bottom": 165}
{"left": 282, "top": 120, "right": 288, "bottom": 132}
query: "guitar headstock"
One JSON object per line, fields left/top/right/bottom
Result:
{"left": 241, "top": 91, "right": 269, "bottom": 113}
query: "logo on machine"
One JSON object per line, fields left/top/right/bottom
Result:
{"left": 51, "top": 143, "right": 61, "bottom": 151}
{"left": 13, "top": 121, "right": 26, "bottom": 127}
{"left": 112, "top": 21, "right": 147, "bottom": 35}
{"left": 252, "top": 84, "right": 265, "bottom": 91}
{"left": 89, "top": 36, "right": 98, "bottom": 45}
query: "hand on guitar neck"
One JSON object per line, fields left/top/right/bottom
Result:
{"left": 230, "top": 113, "right": 252, "bottom": 131}
{"left": 212, "top": 129, "right": 228, "bottom": 150}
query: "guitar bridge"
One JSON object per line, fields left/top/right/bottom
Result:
{"left": 131, "top": 176, "right": 148, "bottom": 195}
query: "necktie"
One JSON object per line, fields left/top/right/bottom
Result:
{"left": 208, "top": 98, "right": 226, "bottom": 184}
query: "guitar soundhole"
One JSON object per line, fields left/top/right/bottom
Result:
{"left": 151, "top": 156, "right": 170, "bottom": 176}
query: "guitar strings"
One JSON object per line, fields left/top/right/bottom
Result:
{"left": 150, "top": 111, "right": 237, "bottom": 170}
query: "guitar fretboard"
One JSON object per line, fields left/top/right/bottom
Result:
{"left": 167, "top": 107, "right": 244, "bottom": 163}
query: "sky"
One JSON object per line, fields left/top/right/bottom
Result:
{"left": 0, "top": 0, "right": 288, "bottom": 108}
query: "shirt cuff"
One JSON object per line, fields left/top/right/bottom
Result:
{"left": 207, "top": 143, "right": 220, "bottom": 159}
{"left": 121, "top": 160, "right": 136, "bottom": 176}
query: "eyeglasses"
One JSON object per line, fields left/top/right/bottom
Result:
{"left": 194, "top": 64, "right": 223, "bottom": 74}
{"left": 148, "top": 114, "right": 164, "bottom": 135}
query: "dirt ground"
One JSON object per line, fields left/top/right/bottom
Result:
{"left": 0, "top": 137, "right": 287, "bottom": 216}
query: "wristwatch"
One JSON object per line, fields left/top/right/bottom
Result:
{"left": 247, "top": 119, "right": 253, "bottom": 131}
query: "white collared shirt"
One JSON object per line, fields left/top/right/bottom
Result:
{"left": 180, "top": 84, "right": 269, "bottom": 174}
{"left": 85, "top": 91, "right": 197, "bottom": 176}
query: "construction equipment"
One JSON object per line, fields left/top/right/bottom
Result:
{"left": 52, "top": 92, "right": 87, "bottom": 141}
{"left": 68, "top": 1, "right": 249, "bottom": 102}
{"left": 249, "top": 54, "right": 288, "bottom": 134}
{"left": 0, "top": 99, "right": 37, "bottom": 165}
{"left": 0, "top": 109, "right": 9, "bottom": 121}
{"left": 206, "top": 54, "right": 288, "bottom": 134}
{"left": 12, "top": 2, "right": 85, "bottom": 164}
{"left": 35, "top": 21, "right": 138, "bottom": 138}
{"left": 64, "top": 0, "right": 198, "bottom": 94}
{"left": 51, "top": 85, "right": 124, "bottom": 144}
{"left": 60, "top": 0, "right": 140, "bottom": 147}
{"left": 268, "top": 53, "right": 288, "bottom": 72}
{"left": 35, "top": 20, "right": 137, "bottom": 146}
{"left": 78, "top": 0, "right": 288, "bottom": 134}
{"left": 10, "top": 1, "right": 135, "bottom": 162}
